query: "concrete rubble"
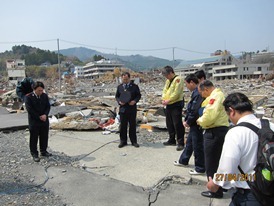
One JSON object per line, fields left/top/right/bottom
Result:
{"left": 1, "top": 74, "right": 274, "bottom": 131}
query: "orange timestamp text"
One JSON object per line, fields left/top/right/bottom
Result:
{"left": 215, "top": 173, "right": 256, "bottom": 181}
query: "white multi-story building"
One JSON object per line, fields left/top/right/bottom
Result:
{"left": 175, "top": 51, "right": 235, "bottom": 79}
{"left": 175, "top": 51, "right": 272, "bottom": 80}
{"left": 83, "top": 59, "right": 123, "bottom": 79}
{"left": 213, "top": 63, "right": 270, "bottom": 80}
{"left": 6, "top": 59, "right": 26, "bottom": 86}
{"left": 74, "top": 66, "right": 84, "bottom": 78}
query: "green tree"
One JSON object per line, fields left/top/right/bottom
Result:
{"left": 93, "top": 55, "right": 105, "bottom": 61}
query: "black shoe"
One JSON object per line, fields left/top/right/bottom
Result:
{"left": 32, "top": 155, "right": 40, "bottom": 162}
{"left": 41, "top": 151, "right": 52, "bottom": 157}
{"left": 163, "top": 141, "right": 176, "bottom": 146}
{"left": 176, "top": 145, "right": 184, "bottom": 151}
{"left": 132, "top": 143, "right": 139, "bottom": 148}
{"left": 201, "top": 190, "right": 223, "bottom": 199}
{"left": 118, "top": 143, "right": 127, "bottom": 148}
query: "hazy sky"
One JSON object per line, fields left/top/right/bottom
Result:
{"left": 1, "top": 0, "right": 273, "bottom": 60}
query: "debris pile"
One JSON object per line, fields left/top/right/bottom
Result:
{"left": 1, "top": 73, "right": 274, "bottom": 131}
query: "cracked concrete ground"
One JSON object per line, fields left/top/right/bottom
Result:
{"left": 0, "top": 111, "right": 232, "bottom": 206}
{"left": 30, "top": 130, "right": 231, "bottom": 206}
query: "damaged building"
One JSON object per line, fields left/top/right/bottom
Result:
{"left": 83, "top": 59, "right": 123, "bottom": 79}
{"left": 175, "top": 50, "right": 272, "bottom": 80}
{"left": 6, "top": 59, "right": 26, "bottom": 87}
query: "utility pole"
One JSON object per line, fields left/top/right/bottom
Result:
{"left": 115, "top": 47, "right": 118, "bottom": 62}
{"left": 172, "top": 47, "right": 175, "bottom": 68}
{"left": 57, "top": 38, "right": 61, "bottom": 91}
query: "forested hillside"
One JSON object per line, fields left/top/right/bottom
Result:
{"left": 0, "top": 45, "right": 84, "bottom": 69}
{"left": 0, "top": 45, "right": 83, "bottom": 78}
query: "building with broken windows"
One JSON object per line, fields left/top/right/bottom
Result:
{"left": 6, "top": 59, "right": 26, "bottom": 87}
{"left": 83, "top": 59, "right": 123, "bottom": 79}
{"left": 175, "top": 51, "right": 272, "bottom": 80}
{"left": 213, "top": 62, "right": 270, "bottom": 80}
{"left": 74, "top": 66, "right": 84, "bottom": 78}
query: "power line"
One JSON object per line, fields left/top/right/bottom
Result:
{"left": 117, "top": 47, "right": 173, "bottom": 52}
{"left": 175, "top": 47, "right": 210, "bottom": 55}
{"left": 61, "top": 39, "right": 173, "bottom": 52}
{"left": 60, "top": 39, "right": 116, "bottom": 51}
{"left": 60, "top": 39, "right": 206, "bottom": 53}
{"left": 0, "top": 39, "right": 56, "bottom": 44}
{"left": 0, "top": 38, "right": 235, "bottom": 56}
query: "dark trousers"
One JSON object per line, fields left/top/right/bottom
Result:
{"left": 229, "top": 189, "right": 262, "bottom": 206}
{"left": 204, "top": 126, "right": 228, "bottom": 179}
{"left": 29, "top": 123, "right": 49, "bottom": 156}
{"left": 165, "top": 106, "right": 185, "bottom": 146}
{"left": 119, "top": 109, "right": 137, "bottom": 144}
{"left": 179, "top": 125, "right": 205, "bottom": 172}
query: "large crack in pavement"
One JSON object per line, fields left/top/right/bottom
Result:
{"left": 145, "top": 175, "right": 194, "bottom": 206}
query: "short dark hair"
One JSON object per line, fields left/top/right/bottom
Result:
{"left": 223, "top": 92, "right": 253, "bottom": 113}
{"left": 194, "top": 70, "right": 206, "bottom": 80}
{"left": 32, "top": 81, "right": 45, "bottom": 90}
{"left": 185, "top": 74, "right": 199, "bottom": 84}
{"left": 121, "top": 72, "right": 130, "bottom": 78}
{"left": 199, "top": 80, "right": 214, "bottom": 91}
{"left": 162, "top": 66, "right": 174, "bottom": 75}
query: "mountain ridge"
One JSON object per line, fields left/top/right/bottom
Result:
{"left": 58, "top": 47, "right": 181, "bottom": 71}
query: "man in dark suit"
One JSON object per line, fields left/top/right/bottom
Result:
{"left": 115, "top": 72, "right": 141, "bottom": 148}
{"left": 174, "top": 74, "right": 205, "bottom": 175}
{"left": 25, "top": 81, "right": 51, "bottom": 162}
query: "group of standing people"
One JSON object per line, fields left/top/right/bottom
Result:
{"left": 161, "top": 66, "right": 266, "bottom": 205}
{"left": 161, "top": 67, "right": 229, "bottom": 198}
{"left": 115, "top": 67, "right": 230, "bottom": 199}
{"left": 20, "top": 67, "right": 269, "bottom": 205}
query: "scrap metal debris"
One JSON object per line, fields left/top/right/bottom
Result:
{"left": 1, "top": 73, "right": 274, "bottom": 132}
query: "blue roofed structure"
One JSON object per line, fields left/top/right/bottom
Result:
{"left": 175, "top": 56, "right": 221, "bottom": 70}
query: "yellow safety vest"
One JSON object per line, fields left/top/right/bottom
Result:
{"left": 162, "top": 75, "right": 184, "bottom": 105}
{"left": 197, "top": 88, "right": 229, "bottom": 129}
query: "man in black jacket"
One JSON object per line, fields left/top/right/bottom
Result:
{"left": 16, "top": 77, "right": 34, "bottom": 102}
{"left": 174, "top": 74, "right": 205, "bottom": 175}
{"left": 115, "top": 72, "right": 141, "bottom": 148}
{"left": 25, "top": 81, "right": 51, "bottom": 162}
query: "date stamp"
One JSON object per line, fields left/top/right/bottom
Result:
{"left": 215, "top": 173, "right": 256, "bottom": 181}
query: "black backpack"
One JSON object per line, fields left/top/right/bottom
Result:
{"left": 237, "top": 119, "right": 274, "bottom": 206}
{"left": 16, "top": 77, "right": 34, "bottom": 101}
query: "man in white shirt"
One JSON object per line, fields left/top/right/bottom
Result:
{"left": 206, "top": 92, "right": 274, "bottom": 205}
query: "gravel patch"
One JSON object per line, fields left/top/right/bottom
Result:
{"left": 0, "top": 128, "right": 169, "bottom": 206}
{"left": 137, "top": 128, "right": 168, "bottom": 143}
{"left": 0, "top": 130, "right": 73, "bottom": 206}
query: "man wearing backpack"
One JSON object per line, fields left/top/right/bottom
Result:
{"left": 207, "top": 92, "right": 274, "bottom": 206}
{"left": 16, "top": 77, "right": 34, "bottom": 102}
